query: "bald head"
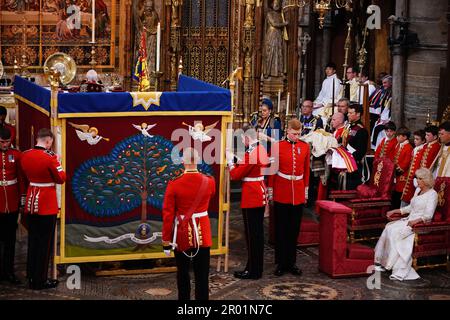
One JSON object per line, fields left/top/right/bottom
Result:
{"left": 331, "top": 112, "right": 345, "bottom": 130}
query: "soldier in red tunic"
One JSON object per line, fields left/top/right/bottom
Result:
{"left": 402, "top": 126, "right": 440, "bottom": 204}
{"left": 227, "top": 125, "right": 269, "bottom": 280}
{"left": 21, "top": 128, "right": 66, "bottom": 290}
{"left": 0, "top": 106, "right": 16, "bottom": 147}
{"left": 162, "top": 148, "right": 215, "bottom": 300}
{"left": 374, "top": 121, "right": 397, "bottom": 162}
{"left": 0, "top": 127, "right": 25, "bottom": 284}
{"left": 391, "top": 127, "right": 413, "bottom": 209}
{"left": 268, "top": 119, "right": 310, "bottom": 276}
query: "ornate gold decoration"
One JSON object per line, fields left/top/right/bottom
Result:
{"left": 437, "top": 182, "right": 446, "bottom": 207}
{"left": 357, "top": 28, "right": 368, "bottom": 75}
{"left": 244, "top": 0, "right": 255, "bottom": 28}
{"left": 67, "top": 47, "right": 86, "bottom": 64}
{"left": 0, "top": 60, "right": 4, "bottom": 79}
{"left": 373, "top": 161, "right": 384, "bottom": 187}
{"left": 43, "top": 52, "right": 77, "bottom": 86}
{"left": 313, "top": 0, "right": 353, "bottom": 29}
{"left": 130, "top": 92, "right": 162, "bottom": 110}
{"left": 44, "top": 47, "right": 60, "bottom": 61}
{"left": 342, "top": 20, "right": 352, "bottom": 81}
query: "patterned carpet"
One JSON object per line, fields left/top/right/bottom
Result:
{"left": 1, "top": 202, "right": 450, "bottom": 300}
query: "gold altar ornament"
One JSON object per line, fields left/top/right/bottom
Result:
{"left": 43, "top": 52, "right": 77, "bottom": 86}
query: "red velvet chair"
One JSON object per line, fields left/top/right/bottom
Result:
{"left": 329, "top": 157, "right": 395, "bottom": 243}
{"left": 390, "top": 177, "right": 450, "bottom": 271}
{"left": 317, "top": 200, "right": 374, "bottom": 277}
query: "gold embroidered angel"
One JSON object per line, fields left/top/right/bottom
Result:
{"left": 69, "top": 122, "right": 109, "bottom": 145}
{"left": 183, "top": 121, "right": 219, "bottom": 142}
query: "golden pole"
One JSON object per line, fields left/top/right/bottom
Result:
{"left": 342, "top": 20, "right": 352, "bottom": 82}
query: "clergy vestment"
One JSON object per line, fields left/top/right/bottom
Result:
{"left": 313, "top": 74, "right": 341, "bottom": 120}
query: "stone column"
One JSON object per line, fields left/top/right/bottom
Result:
{"left": 390, "top": 0, "right": 408, "bottom": 126}
{"left": 403, "top": 0, "right": 447, "bottom": 129}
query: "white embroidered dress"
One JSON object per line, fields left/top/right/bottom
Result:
{"left": 374, "top": 187, "right": 438, "bottom": 280}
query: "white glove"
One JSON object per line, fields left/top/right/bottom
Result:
{"left": 267, "top": 187, "right": 273, "bottom": 201}
{"left": 164, "top": 250, "right": 171, "bottom": 257}
{"left": 226, "top": 150, "right": 235, "bottom": 166}
{"left": 305, "top": 187, "right": 309, "bottom": 201}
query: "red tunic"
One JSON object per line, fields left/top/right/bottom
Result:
{"left": 229, "top": 143, "right": 269, "bottom": 209}
{"left": 268, "top": 139, "right": 310, "bottom": 205}
{"left": 0, "top": 148, "right": 25, "bottom": 213}
{"left": 402, "top": 140, "right": 440, "bottom": 203}
{"left": 375, "top": 137, "right": 397, "bottom": 161}
{"left": 393, "top": 141, "right": 413, "bottom": 193}
{"left": 162, "top": 171, "right": 215, "bottom": 252}
{"left": 21, "top": 147, "right": 66, "bottom": 215}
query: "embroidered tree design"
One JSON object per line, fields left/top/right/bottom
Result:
{"left": 72, "top": 134, "right": 213, "bottom": 223}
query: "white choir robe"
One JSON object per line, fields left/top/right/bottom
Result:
{"left": 374, "top": 188, "right": 438, "bottom": 281}
{"left": 313, "top": 74, "right": 342, "bottom": 122}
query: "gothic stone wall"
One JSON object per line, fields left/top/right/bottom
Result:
{"left": 404, "top": 0, "right": 448, "bottom": 130}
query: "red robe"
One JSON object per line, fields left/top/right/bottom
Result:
{"left": 402, "top": 140, "right": 440, "bottom": 203}
{"left": 375, "top": 137, "right": 397, "bottom": 161}
{"left": 229, "top": 143, "right": 269, "bottom": 208}
{"left": 268, "top": 139, "right": 310, "bottom": 205}
{"left": 0, "top": 148, "right": 26, "bottom": 213}
{"left": 162, "top": 171, "right": 215, "bottom": 252}
{"left": 20, "top": 147, "right": 66, "bottom": 215}
{"left": 393, "top": 141, "right": 413, "bottom": 193}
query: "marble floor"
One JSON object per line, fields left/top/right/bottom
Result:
{"left": 1, "top": 203, "right": 450, "bottom": 300}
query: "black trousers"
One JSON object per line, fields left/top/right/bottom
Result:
{"left": 174, "top": 247, "right": 210, "bottom": 300}
{"left": 0, "top": 212, "right": 18, "bottom": 276}
{"left": 27, "top": 214, "right": 57, "bottom": 287}
{"left": 274, "top": 202, "right": 303, "bottom": 270}
{"left": 242, "top": 207, "right": 265, "bottom": 277}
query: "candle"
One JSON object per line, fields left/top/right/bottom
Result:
{"left": 286, "top": 92, "right": 290, "bottom": 117}
{"left": 91, "top": 0, "right": 96, "bottom": 43}
{"left": 156, "top": 22, "right": 161, "bottom": 72}
{"left": 277, "top": 90, "right": 281, "bottom": 113}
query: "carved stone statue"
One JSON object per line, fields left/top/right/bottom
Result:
{"left": 133, "top": 0, "right": 159, "bottom": 73}
{"left": 262, "top": 0, "right": 288, "bottom": 79}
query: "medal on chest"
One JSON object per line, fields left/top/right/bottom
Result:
{"left": 8, "top": 154, "right": 14, "bottom": 163}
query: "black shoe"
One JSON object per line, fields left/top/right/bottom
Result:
{"left": 30, "top": 279, "right": 59, "bottom": 290}
{"left": 289, "top": 266, "right": 303, "bottom": 276}
{"left": 273, "top": 267, "right": 285, "bottom": 277}
{"left": 4, "top": 273, "right": 21, "bottom": 285}
{"left": 43, "top": 279, "right": 59, "bottom": 289}
{"left": 234, "top": 270, "right": 260, "bottom": 280}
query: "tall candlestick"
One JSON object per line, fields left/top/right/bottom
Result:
{"left": 277, "top": 90, "right": 281, "bottom": 113}
{"left": 156, "top": 22, "right": 161, "bottom": 72}
{"left": 286, "top": 92, "right": 290, "bottom": 117}
{"left": 91, "top": 0, "right": 96, "bottom": 43}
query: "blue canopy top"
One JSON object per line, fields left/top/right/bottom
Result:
{"left": 14, "top": 75, "right": 231, "bottom": 115}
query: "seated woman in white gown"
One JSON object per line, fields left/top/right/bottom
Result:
{"left": 374, "top": 168, "right": 438, "bottom": 281}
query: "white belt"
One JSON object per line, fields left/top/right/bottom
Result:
{"left": 0, "top": 179, "right": 17, "bottom": 186}
{"left": 277, "top": 172, "right": 303, "bottom": 181}
{"left": 30, "top": 182, "right": 56, "bottom": 187}
{"left": 242, "top": 176, "right": 265, "bottom": 182}
{"left": 171, "top": 211, "right": 208, "bottom": 257}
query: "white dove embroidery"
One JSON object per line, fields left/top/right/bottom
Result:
{"left": 132, "top": 123, "right": 157, "bottom": 137}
